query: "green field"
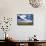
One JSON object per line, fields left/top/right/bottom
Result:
{"left": 17, "top": 22, "right": 33, "bottom": 25}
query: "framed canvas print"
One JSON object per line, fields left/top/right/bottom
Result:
{"left": 17, "top": 14, "right": 33, "bottom": 25}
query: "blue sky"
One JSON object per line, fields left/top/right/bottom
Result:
{"left": 17, "top": 14, "right": 33, "bottom": 21}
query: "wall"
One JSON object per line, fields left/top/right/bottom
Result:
{"left": 0, "top": 0, "right": 46, "bottom": 40}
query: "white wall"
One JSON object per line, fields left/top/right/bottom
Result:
{"left": 0, "top": 0, "right": 46, "bottom": 40}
